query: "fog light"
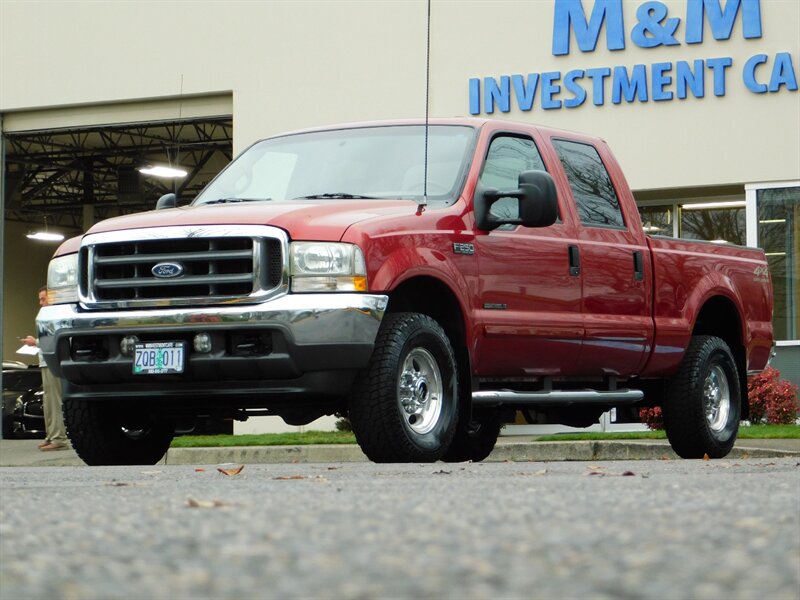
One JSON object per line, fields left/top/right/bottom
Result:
{"left": 120, "top": 335, "right": 139, "bottom": 357}
{"left": 194, "top": 332, "right": 212, "bottom": 353}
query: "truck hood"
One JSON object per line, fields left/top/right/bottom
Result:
{"left": 83, "top": 199, "right": 418, "bottom": 241}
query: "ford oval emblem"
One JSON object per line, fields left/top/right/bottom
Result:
{"left": 151, "top": 262, "right": 184, "bottom": 278}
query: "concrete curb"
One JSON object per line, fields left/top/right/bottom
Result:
{"left": 2, "top": 438, "right": 796, "bottom": 467}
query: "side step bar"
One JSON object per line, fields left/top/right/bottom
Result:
{"left": 472, "top": 389, "right": 644, "bottom": 407}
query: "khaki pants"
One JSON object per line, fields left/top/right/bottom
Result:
{"left": 41, "top": 367, "right": 67, "bottom": 445}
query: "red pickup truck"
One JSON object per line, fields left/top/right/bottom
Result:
{"left": 37, "top": 118, "right": 774, "bottom": 465}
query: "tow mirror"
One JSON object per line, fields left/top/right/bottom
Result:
{"left": 156, "top": 193, "right": 177, "bottom": 210}
{"left": 474, "top": 170, "right": 558, "bottom": 230}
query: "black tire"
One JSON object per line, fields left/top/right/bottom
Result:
{"left": 349, "top": 312, "right": 459, "bottom": 463}
{"left": 64, "top": 398, "right": 175, "bottom": 466}
{"left": 442, "top": 409, "right": 501, "bottom": 462}
{"left": 663, "top": 335, "right": 741, "bottom": 459}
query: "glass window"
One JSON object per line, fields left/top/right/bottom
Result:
{"left": 680, "top": 203, "right": 745, "bottom": 245}
{"left": 195, "top": 125, "right": 476, "bottom": 205}
{"left": 757, "top": 186, "right": 799, "bottom": 341}
{"left": 478, "top": 136, "right": 546, "bottom": 221}
{"left": 639, "top": 205, "right": 673, "bottom": 236}
{"left": 552, "top": 139, "right": 624, "bottom": 228}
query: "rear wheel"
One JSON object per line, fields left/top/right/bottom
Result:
{"left": 663, "top": 335, "right": 741, "bottom": 459}
{"left": 63, "top": 398, "right": 174, "bottom": 466}
{"left": 349, "top": 312, "right": 459, "bottom": 462}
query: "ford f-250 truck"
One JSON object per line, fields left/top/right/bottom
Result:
{"left": 36, "top": 118, "right": 774, "bottom": 465}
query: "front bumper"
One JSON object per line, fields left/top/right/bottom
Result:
{"left": 36, "top": 293, "right": 387, "bottom": 401}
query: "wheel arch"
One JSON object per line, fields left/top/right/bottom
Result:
{"left": 691, "top": 295, "right": 748, "bottom": 419}
{"left": 386, "top": 276, "right": 473, "bottom": 418}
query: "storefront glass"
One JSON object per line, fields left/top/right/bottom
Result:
{"left": 757, "top": 187, "right": 799, "bottom": 342}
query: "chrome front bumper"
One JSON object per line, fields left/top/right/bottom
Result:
{"left": 36, "top": 293, "right": 388, "bottom": 383}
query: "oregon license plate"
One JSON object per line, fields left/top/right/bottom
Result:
{"left": 133, "top": 341, "right": 185, "bottom": 374}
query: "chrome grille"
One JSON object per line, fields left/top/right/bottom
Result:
{"left": 79, "top": 225, "right": 288, "bottom": 308}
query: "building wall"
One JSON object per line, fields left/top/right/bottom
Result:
{"left": 2, "top": 1, "right": 798, "bottom": 190}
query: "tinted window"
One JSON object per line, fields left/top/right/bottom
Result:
{"left": 553, "top": 140, "right": 624, "bottom": 228}
{"left": 479, "top": 136, "right": 546, "bottom": 221}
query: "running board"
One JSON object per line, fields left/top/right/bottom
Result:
{"left": 472, "top": 389, "right": 644, "bottom": 407}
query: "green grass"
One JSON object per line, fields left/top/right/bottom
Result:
{"left": 170, "top": 424, "right": 798, "bottom": 448}
{"left": 535, "top": 424, "right": 799, "bottom": 442}
{"left": 170, "top": 430, "right": 356, "bottom": 448}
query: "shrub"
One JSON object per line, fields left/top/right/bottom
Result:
{"left": 334, "top": 415, "right": 352, "bottom": 432}
{"left": 747, "top": 367, "right": 799, "bottom": 425}
{"left": 639, "top": 406, "right": 663, "bottom": 430}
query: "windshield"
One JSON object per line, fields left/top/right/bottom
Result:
{"left": 194, "top": 125, "right": 476, "bottom": 205}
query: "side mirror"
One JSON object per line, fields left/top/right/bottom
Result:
{"left": 474, "top": 170, "right": 558, "bottom": 230}
{"left": 156, "top": 193, "right": 177, "bottom": 210}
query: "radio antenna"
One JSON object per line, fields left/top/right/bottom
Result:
{"left": 417, "top": 0, "right": 431, "bottom": 215}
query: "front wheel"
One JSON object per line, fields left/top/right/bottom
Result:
{"left": 442, "top": 409, "right": 501, "bottom": 463}
{"left": 349, "top": 313, "right": 459, "bottom": 462}
{"left": 663, "top": 335, "right": 741, "bottom": 459}
{"left": 64, "top": 398, "right": 175, "bottom": 466}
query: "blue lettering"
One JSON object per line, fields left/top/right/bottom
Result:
{"left": 612, "top": 64, "right": 649, "bottom": 103}
{"left": 469, "top": 78, "right": 481, "bottom": 114}
{"left": 744, "top": 54, "right": 768, "bottom": 93}
{"left": 484, "top": 76, "right": 511, "bottom": 113}
{"left": 631, "top": 1, "right": 681, "bottom": 48}
{"left": 686, "top": 0, "right": 762, "bottom": 44}
{"left": 706, "top": 56, "right": 732, "bottom": 95}
{"left": 769, "top": 53, "right": 799, "bottom": 92}
{"left": 651, "top": 62, "right": 673, "bottom": 100}
{"left": 552, "top": 0, "right": 625, "bottom": 56}
{"left": 676, "top": 59, "right": 705, "bottom": 99}
{"left": 512, "top": 73, "right": 540, "bottom": 111}
{"left": 564, "top": 70, "right": 587, "bottom": 108}
{"left": 586, "top": 67, "right": 611, "bottom": 104}
{"left": 541, "top": 72, "right": 563, "bottom": 109}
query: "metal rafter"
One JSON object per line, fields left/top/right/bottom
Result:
{"left": 4, "top": 117, "right": 233, "bottom": 231}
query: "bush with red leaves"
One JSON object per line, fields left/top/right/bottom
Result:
{"left": 639, "top": 406, "right": 663, "bottom": 430}
{"left": 747, "top": 367, "right": 799, "bottom": 425}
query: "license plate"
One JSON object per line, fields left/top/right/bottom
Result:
{"left": 133, "top": 341, "right": 185, "bottom": 375}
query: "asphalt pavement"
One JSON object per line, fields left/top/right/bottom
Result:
{"left": 1, "top": 435, "right": 798, "bottom": 467}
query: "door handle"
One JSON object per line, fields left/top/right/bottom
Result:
{"left": 633, "top": 250, "right": 644, "bottom": 281}
{"left": 568, "top": 245, "right": 580, "bottom": 276}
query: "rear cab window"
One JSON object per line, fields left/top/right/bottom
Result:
{"left": 552, "top": 139, "right": 625, "bottom": 229}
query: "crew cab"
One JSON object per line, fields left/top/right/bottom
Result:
{"left": 36, "top": 118, "right": 774, "bottom": 465}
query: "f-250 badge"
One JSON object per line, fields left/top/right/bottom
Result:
{"left": 453, "top": 243, "right": 475, "bottom": 255}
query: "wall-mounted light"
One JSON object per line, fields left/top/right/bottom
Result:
{"left": 138, "top": 165, "right": 187, "bottom": 178}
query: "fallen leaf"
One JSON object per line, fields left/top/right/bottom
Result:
{"left": 432, "top": 470, "right": 452, "bottom": 475}
{"left": 273, "top": 475, "right": 306, "bottom": 480}
{"left": 195, "top": 468, "right": 206, "bottom": 472}
{"left": 534, "top": 469, "right": 548, "bottom": 476}
{"left": 217, "top": 465, "right": 245, "bottom": 476}
{"left": 186, "top": 498, "right": 228, "bottom": 509}
{"left": 621, "top": 471, "right": 636, "bottom": 477}
{"left": 106, "top": 481, "right": 131, "bottom": 487}
{"left": 703, "top": 453, "right": 710, "bottom": 461}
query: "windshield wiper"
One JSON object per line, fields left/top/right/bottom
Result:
{"left": 293, "top": 193, "right": 378, "bottom": 200}
{"left": 202, "top": 197, "right": 270, "bottom": 205}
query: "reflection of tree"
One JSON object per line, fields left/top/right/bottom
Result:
{"left": 554, "top": 141, "right": 623, "bottom": 227}
{"left": 680, "top": 208, "right": 745, "bottom": 245}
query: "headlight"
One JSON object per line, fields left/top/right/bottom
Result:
{"left": 290, "top": 242, "right": 367, "bottom": 292}
{"left": 47, "top": 254, "right": 79, "bottom": 304}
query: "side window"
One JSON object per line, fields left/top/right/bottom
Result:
{"left": 479, "top": 136, "right": 546, "bottom": 221}
{"left": 552, "top": 139, "right": 625, "bottom": 228}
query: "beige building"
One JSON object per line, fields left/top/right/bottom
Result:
{"left": 2, "top": 1, "right": 798, "bottom": 400}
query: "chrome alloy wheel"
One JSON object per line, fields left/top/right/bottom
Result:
{"left": 703, "top": 364, "right": 731, "bottom": 432}
{"left": 398, "top": 347, "right": 443, "bottom": 435}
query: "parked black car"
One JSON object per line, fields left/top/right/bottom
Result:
{"left": 2, "top": 361, "right": 44, "bottom": 439}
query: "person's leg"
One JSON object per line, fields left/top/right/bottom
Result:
{"left": 40, "top": 368, "right": 68, "bottom": 449}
